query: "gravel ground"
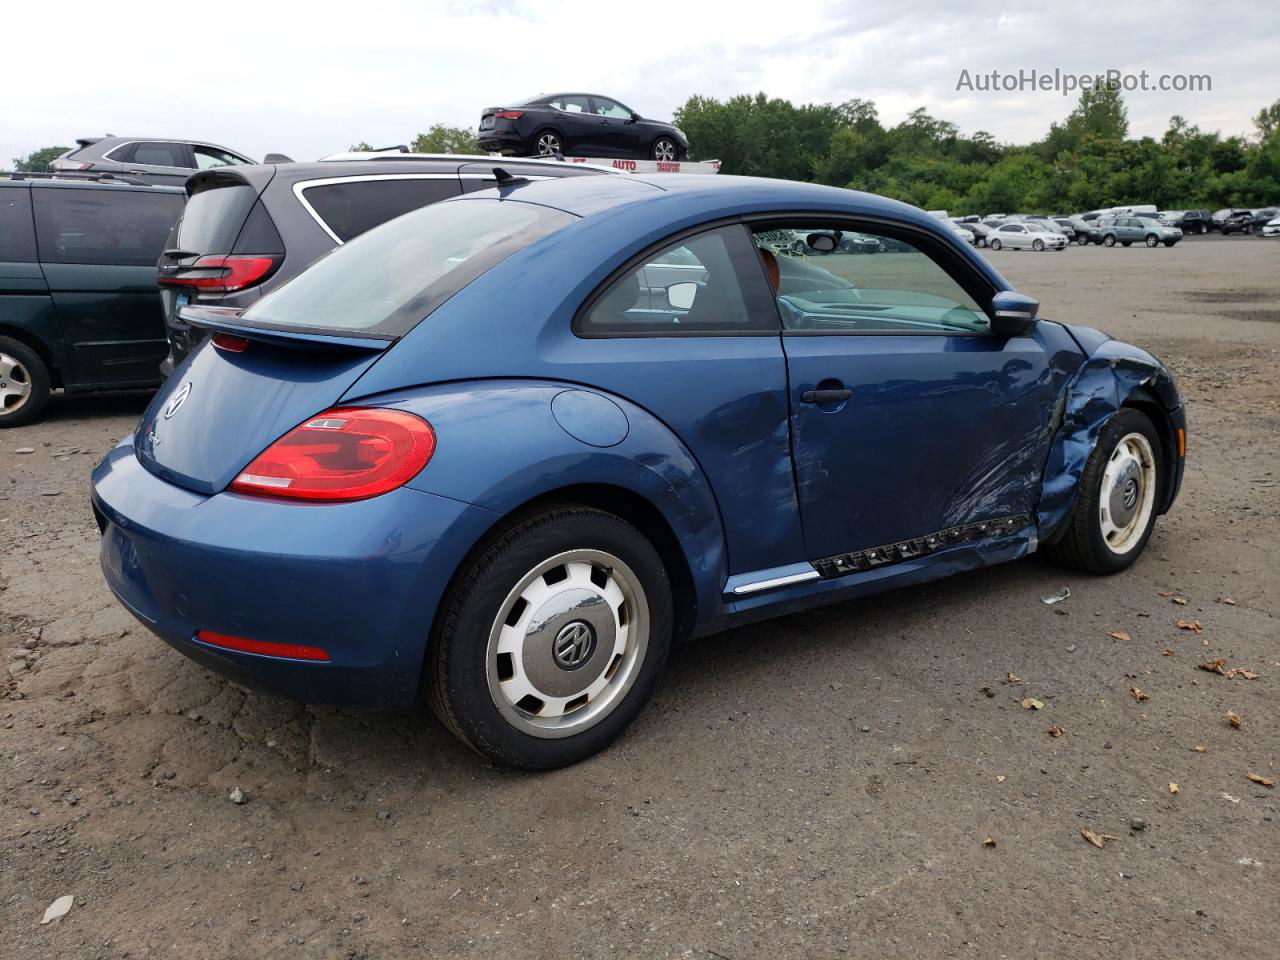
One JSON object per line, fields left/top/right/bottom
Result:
{"left": 2, "top": 235, "right": 1277, "bottom": 959}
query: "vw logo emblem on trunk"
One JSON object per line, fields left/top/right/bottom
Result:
{"left": 163, "top": 381, "right": 192, "bottom": 419}
{"left": 553, "top": 621, "right": 596, "bottom": 670}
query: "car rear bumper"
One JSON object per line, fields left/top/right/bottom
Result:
{"left": 476, "top": 131, "right": 527, "bottom": 155}
{"left": 91, "top": 435, "right": 499, "bottom": 709}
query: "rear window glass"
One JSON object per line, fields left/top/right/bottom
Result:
{"left": 0, "top": 187, "right": 36, "bottom": 262}
{"left": 300, "top": 177, "right": 462, "bottom": 243}
{"left": 32, "top": 187, "right": 184, "bottom": 266}
{"left": 241, "top": 198, "right": 574, "bottom": 337}
{"left": 178, "top": 181, "right": 258, "bottom": 254}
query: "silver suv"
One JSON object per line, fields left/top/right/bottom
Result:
{"left": 1100, "top": 216, "right": 1182, "bottom": 248}
{"left": 50, "top": 136, "right": 254, "bottom": 186}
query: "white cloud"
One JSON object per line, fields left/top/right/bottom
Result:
{"left": 2, "top": 0, "right": 1274, "bottom": 166}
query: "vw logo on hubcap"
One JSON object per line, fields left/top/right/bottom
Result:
{"left": 553, "top": 620, "right": 596, "bottom": 670}
{"left": 1122, "top": 478, "right": 1139, "bottom": 510}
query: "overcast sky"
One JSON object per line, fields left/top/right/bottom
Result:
{"left": 4, "top": 0, "right": 1276, "bottom": 166}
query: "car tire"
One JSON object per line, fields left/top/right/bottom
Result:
{"left": 533, "top": 129, "right": 563, "bottom": 157}
{"left": 989, "top": 238, "right": 1002, "bottom": 250}
{"left": 651, "top": 137, "right": 679, "bottom": 162}
{"left": 1045, "top": 409, "right": 1164, "bottom": 575}
{"left": 427, "top": 506, "right": 673, "bottom": 769}
{"left": 1199, "top": 224, "right": 1207, "bottom": 235}
{"left": 1145, "top": 234, "right": 1159, "bottom": 247}
{"left": 0, "top": 336, "right": 51, "bottom": 429}
{"left": 1103, "top": 235, "right": 1116, "bottom": 247}
{"left": 1032, "top": 238, "right": 1045, "bottom": 251}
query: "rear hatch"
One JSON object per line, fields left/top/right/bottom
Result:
{"left": 137, "top": 193, "right": 575, "bottom": 494}
{"left": 156, "top": 168, "right": 284, "bottom": 369}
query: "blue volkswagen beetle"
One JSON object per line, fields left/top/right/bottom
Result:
{"left": 91, "top": 173, "right": 1185, "bottom": 768}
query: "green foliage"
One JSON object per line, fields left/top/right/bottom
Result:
{"left": 673, "top": 90, "right": 1280, "bottom": 214}
{"left": 12, "top": 145, "right": 71, "bottom": 173}
{"left": 410, "top": 124, "right": 480, "bottom": 155}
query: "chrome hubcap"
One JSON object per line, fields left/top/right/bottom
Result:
{"left": 536, "top": 134, "right": 561, "bottom": 155}
{"left": 1099, "top": 432, "right": 1157, "bottom": 554}
{"left": 654, "top": 140, "right": 676, "bottom": 161}
{"left": 486, "top": 549, "right": 648, "bottom": 738}
{"left": 0, "top": 352, "right": 33, "bottom": 413}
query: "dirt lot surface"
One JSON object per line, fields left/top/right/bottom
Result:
{"left": 3, "top": 235, "right": 1278, "bottom": 959}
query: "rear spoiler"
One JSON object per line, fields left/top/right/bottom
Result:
{"left": 180, "top": 306, "right": 392, "bottom": 353}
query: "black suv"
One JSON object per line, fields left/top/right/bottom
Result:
{"left": 157, "top": 155, "right": 609, "bottom": 372}
{"left": 1, "top": 174, "right": 184, "bottom": 427}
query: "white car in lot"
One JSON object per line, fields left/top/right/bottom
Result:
{"left": 948, "top": 223, "right": 976, "bottom": 244}
{"left": 1262, "top": 216, "right": 1280, "bottom": 238}
{"left": 987, "top": 221, "right": 1069, "bottom": 252}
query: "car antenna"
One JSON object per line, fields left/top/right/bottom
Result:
{"left": 492, "top": 167, "right": 531, "bottom": 188}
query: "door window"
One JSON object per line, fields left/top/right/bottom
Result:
{"left": 549, "top": 95, "right": 591, "bottom": 113}
{"left": 752, "top": 226, "right": 989, "bottom": 334}
{"left": 128, "top": 142, "right": 191, "bottom": 168}
{"left": 577, "top": 225, "right": 778, "bottom": 336}
{"left": 299, "top": 177, "right": 463, "bottom": 243}
{"left": 194, "top": 145, "right": 249, "bottom": 170}
{"left": 33, "top": 188, "right": 185, "bottom": 266}
{"left": 591, "top": 98, "right": 633, "bottom": 118}
{"left": 0, "top": 188, "right": 36, "bottom": 262}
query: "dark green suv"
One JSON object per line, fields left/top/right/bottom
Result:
{"left": 0, "top": 175, "right": 183, "bottom": 426}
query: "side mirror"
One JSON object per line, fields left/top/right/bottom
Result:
{"left": 630, "top": 112, "right": 642, "bottom": 123}
{"left": 990, "top": 290, "right": 1039, "bottom": 336}
{"left": 666, "top": 281, "right": 699, "bottom": 310}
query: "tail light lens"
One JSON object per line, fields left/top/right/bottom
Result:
{"left": 494, "top": 110, "right": 524, "bottom": 119}
{"left": 158, "top": 255, "right": 279, "bottom": 294}
{"left": 229, "top": 407, "right": 435, "bottom": 502}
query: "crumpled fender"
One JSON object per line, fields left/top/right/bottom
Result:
{"left": 1037, "top": 333, "right": 1183, "bottom": 541}
{"left": 363, "top": 379, "right": 729, "bottom": 634}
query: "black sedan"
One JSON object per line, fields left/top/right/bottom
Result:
{"left": 478, "top": 94, "right": 689, "bottom": 161}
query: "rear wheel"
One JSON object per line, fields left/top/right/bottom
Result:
{"left": 1046, "top": 409, "right": 1164, "bottom": 574}
{"left": 533, "top": 130, "right": 563, "bottom": 157}
{"left": 651, "top": 137, "right": 679, "bottom": 161}
{"left": 1103, "top": 235, "right": 1116, "bottom": 247}
{"left": 428, "top": 507, "right": 672, "bottom": 769}
{"left": 0, "top": 337, "right": 50, "bottom": 429}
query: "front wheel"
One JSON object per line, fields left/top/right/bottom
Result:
{"left": 0, "top": 336, "right": 51, "bottom": 428}
{"left": 1103, "top": 235, "right": 1116, "bottom": 247}
{"left": 651, "top": 137, "right": 679, "bottom": 161}
{"left": 1032, "top": 238, "right": 1045, "bottom": 251}
{"left": 427, "top": 507, "right": 672, "bottom": 769}
{"left": 1046, "top": 409, "right": 1164, "bottom": 574}
{"left": 989, "top": 238, "right": 1002, "bottom": 250}
{"left": 1145, "top": 234, "right": 1159, "bottom": 247}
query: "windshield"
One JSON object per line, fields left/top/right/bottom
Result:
{"left": 241, "top": 198, "right": 574, "bottom": 337}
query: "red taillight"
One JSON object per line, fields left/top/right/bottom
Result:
{"left": 229, "top": 407, "right": 435, "bottom": 502}
{"left": 158, "top": 255, "right": 278, "bottom": 294}
{"left": 196, "top": 629, "right": 330, "bottom": 662}
{"left": 212, "top": 333, "right": 249, "bottom": 353}
{"left": 494, "top": 110, "right": 524, "bottom": 119}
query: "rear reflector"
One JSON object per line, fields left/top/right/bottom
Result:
{"left": 158, "top": 255, "right": 279, "bottom": 294}
{"left": 1177, "top": 427, "right": 1186, "bottom": 458}
{"left": 494, "top": 110, "right": 524, "bottom": 119}
{"left": 196, "top": 629, "right": 330, "bottom": 662}
{"left": 229, "top": 407, "right": 435, "bottom": 501}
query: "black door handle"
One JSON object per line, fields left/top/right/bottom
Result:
{"left": 801, "top": 388, "right": 853, "bottom": 404}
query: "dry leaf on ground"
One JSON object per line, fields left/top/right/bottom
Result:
{"left": 1047, "top": 724, "right": 1066, "bottom": 738}
{"left": 1107, "top": 631, "right": 1132, "bottom": 642}
{"left": 995, "top": 775, "right": 1007, "bottom": 783}
{"left": 1227, "top": 711, "right": 1244, "bottom": 729}
{"left": 1157, "top": 590, "right": 1173, "bottom": 598}
{"left": 1162, "top": 649, "right": 1174, "bottom": 656}
{"left": 1234, "top": 669, "right": 1260, "bottom": 680}
{"left": 981, "top": 836, "right": 997, "bottom": 848}
{"left": 1199, "top": 658, "right": 1228, "bottom": 675}
{"left": 1194, "top": 745, "right": 1207, "bottom": 752}
{"left": 1172, "top": 596, "right": 1188, "bottom": 605}
{"left": 1169, "top": 782, "right": 1180, "bottom": 795}
{"left": 1130, "top": 686, "right": 1151, "bottom": 702}
{"left": 1176, "top": 619, "right": 1202, "bottom": 633}
{"left": 1218, "top": 597, "right": 1237, "bottom": 605}
{"left": 1005, "top": 672, "right": 1022, "bottom": 684}
{"left": 1081, "top": 828, "right": 1107, "bottom": 848}
{"left": 1021, "top": 697, "right": 1044, "bottom": 710}
{"left": 1247, "top": 773, "right": 1275, "bottom": 788}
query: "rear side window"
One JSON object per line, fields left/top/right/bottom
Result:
{"left": 32, "top": 188, "right": 184, "bottom": 266}
{"left": 241, "top": 198, "right": 573, "bottom": 336}
{"left": 178, "top": 181, "right": 258, "bottom": 254}
{"left": 194, "top": 145, "right": 248, "bottom": 170}
{"left": 299, "top": 177, "right": 463, "bottom": 243}
{"left": 127, "top": 142, "right": 190, "bottom": 168}
{"left": 0, "top": 188, "right": 36, "bottom": 262}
